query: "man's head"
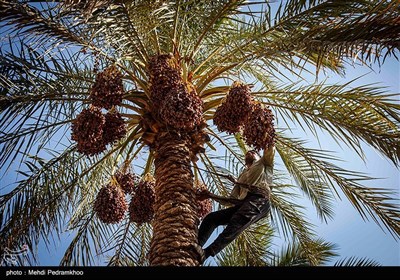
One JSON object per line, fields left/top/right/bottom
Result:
{"left": 245, "top": 150, "right": 260, "bottom": 168}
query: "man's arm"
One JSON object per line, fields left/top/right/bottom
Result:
{"left": 209, "top": 193, "right": 243, "bottom": 206}
{"left": 261, "top": 144, "right": 275, "bottom": 167}
{"left": 197, "top": 189, "right": 243, "bottom": 206}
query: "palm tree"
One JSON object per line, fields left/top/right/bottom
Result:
{"left": 0, "top": 0, "right": 399, "bottom": 266}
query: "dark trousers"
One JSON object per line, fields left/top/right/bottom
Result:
{"left": 198, "top": 193, "right": 270, "bottom": 258}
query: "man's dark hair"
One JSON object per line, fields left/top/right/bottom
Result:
{"left": 245, "top": 150, "right": 259, "bottom": 167}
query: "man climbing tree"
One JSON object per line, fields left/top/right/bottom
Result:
{"left": 197, "top": 144, "right": 275, "bottom": 262}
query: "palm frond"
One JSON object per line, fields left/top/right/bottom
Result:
{"left": 86, "top": 1, "right": 172, "bottom": 60}
{"left": 186, "top": 0, "right": 248, "bottom": 62}
{"left": 1, "top": 145, "right": 124, "bottom": 265}
{"left": 334, "top": 256, "right": 380, "bottom": 267}
{"left": 193, "top": 0, "right": 399, "bottom": 88}
{"left": 216, "top": 218, "right": 273, "bottom": 266}
{"left": 0, "top": 42, "right": 92, "bottom": 169}
{"left": 270, "top": 185, "right": 340, "bottom": 265}
{"left": 278, "top": 0, "right": 325, "bottom": 20}
{"left": 258, "top": 82, "right": 400, "bottom": 166}
{"left": 61, "top": 212, "right": 112, "bottom": 266}
{"left": 270, "top": 185, "right": 315, "bottom": 245}
{"left": 1, "top": 149, "right": 80, "bottom": 262}
{"left": 277, "top": 136, "right": 335, "bottom": 221}
{"left": 277, "top": 135, "right": 400, "bottom": 239}
{"left": 107, "top": 222, "right": 152, "bottom": 266}
{"left": 273, "top": 0, "right": 400, "bottom": 70}
{"left": 0, "top": 0, "right": 86, "bottom": 47}
{"left": 270, "top": 238, "right": 337, "bottom": 266}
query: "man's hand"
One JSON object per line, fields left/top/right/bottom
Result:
{"left": 196, "top": 189, "right": 211, "bottom": 201}
{"left": 226, "top": 174, "right": 236, "bottom": 183}
{"left": 262, "top": 143, "right": 275, "bottom": 166}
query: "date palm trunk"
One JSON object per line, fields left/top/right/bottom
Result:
{"left": 149, "top": 132, "right": 200, "bottom": 266}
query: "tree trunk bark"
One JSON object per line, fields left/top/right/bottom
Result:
{"left": 149, "top": 131, "right": 200, "bottom": 266}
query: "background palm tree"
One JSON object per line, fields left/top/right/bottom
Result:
{"left": 0, "top": 0, "right": 399, "bottom": 266}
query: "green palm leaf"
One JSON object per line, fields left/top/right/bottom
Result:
{"left": 216, "top": 219, "right": 273, "bottom": 266}
{"left": 270, "top": 239, "right": 337, "bottom": 266}
{"left": 258, "top": 82, "right": 400, "bottom": 166}
{"left": 277, "top": 135, "right": 400, "bottom": 238}
{"left": 334, "top": 256, "right": 380, "bottom": 267}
